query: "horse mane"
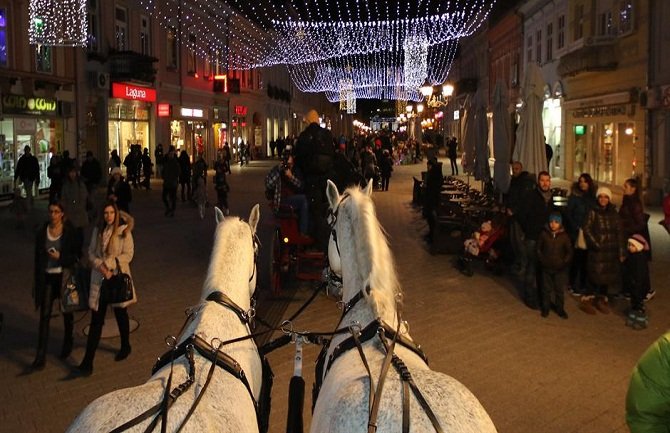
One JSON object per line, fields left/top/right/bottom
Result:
{"left": 342, "top": 186, "right": 401, "bottom": 319}
{"left": 202, "top": 217, "right": 253, "bottom": 299}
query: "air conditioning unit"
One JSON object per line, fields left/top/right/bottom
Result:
{"left": 89, "top": 72, "right": 110, "bottom": 90}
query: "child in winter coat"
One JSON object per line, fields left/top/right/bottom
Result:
{"left": 214, "top": 164, "right": 230, "bottom": 215}
{"left": 536, "top": 212, "right": 573, "bottom": 318}
{"left": 623, "top": 234, "right": 651, "bottom": 329}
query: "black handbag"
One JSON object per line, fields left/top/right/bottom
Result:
{"left": 102, "top": 258, "right": 134, "bottom": 304}
{"left": 61, "top": 264, "right": 89, "bottom": 313}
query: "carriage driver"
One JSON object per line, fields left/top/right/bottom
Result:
{"left": 265, "top": 152, "right": 313, "bottom": 242}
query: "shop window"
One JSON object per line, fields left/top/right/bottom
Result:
{"left": 87, "top": 0, "right": 99, "bottom": 53}
{"left": 166, "top": 25, "right": 178, "bottom": 69}
{"left": 535, "top": 30, "right": 542, "bottom": 64}
{"left": 598, "top": 10, "right": 614, "bottom": 36}
{"left": 187, "top": 32, "right": 196, "bottom": 75}
{"left": 140, "top": 15, "right": 151, "bottom": 56}
{"left": 35, "top": 45, "right": 52, "bottom": 73}
{"left": 546, "top": 23, "right": 553, "bottom": 61}
{"left": 618, "top": 0, "right": 634, "bottom": 35}
{"left": 0, "top": 8, "right": 7, "bottom": 67}
{"left": 557, "top": 15, "right": 565, "bottom": 49}
{"left": 573, "top": 3, "right": 584, "bottom": 41}
{"left": 115, "top": 6, "right": 127, "bottom": 51}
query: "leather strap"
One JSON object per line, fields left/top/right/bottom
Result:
{"left": 401, "top": 379, "right": 410, "bottom": 433}
{"left": 206, "top": 291, "right": 251, "bottom": 325}
{"left": 367, "top": 332, "right": 397, "bottom": 433}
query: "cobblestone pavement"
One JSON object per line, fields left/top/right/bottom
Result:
{"left": 0, "top": 159, "right": 668, "bottom": 433}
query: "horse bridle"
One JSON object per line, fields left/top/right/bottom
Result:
{"left": 327, "top": 192, "right": 350, "bottom": 259}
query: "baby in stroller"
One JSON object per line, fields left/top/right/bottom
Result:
{"left": 458, "top": 220, "right": 505, "bottom": 276}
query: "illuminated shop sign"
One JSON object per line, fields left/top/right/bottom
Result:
{"left": 1, "top": 94, "right": 57, "bottom": 115}
{"left": 234, "top": 105, "right": 248, "bottom": 116}
{"left": 574, "top": 125, "right": 586, "bottom": 135}
{"left": 157, "top": 103, "right": 171, "bottom": 117}
{"left": 112, "top": 83, "right": 156, "bottom": 102}
{"left": 180, "top": 107, "right": 204, "bottom": 118}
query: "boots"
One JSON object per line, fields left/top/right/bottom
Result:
{"left": 77, "top": 308, "right": 105, "bottom": 376}
{"left": 579, "top": 296, "right": 597, "bottom": 315}
{"left": 31, "top": 309, "right": 50, "bottom": 371}
{"left": 595, "top": 296, "right": 610, "bottom": 314}
{"left": 114, "top": 307, "right": 131, "bottom": 362}
{"left": 59, "top": 313, "right": 74, "bottom": 359}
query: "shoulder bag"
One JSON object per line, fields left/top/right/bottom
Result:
{"left": 61, "top": 263, "right": 89, "bottom": 313}
{"left": 102, "top": 258, "right": 134, "bottom": 304}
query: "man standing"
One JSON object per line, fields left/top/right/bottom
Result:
{"left": 14, "top": 145, "right": 40, "bottom": 210}
{"left": 423, "top": 157, "right": 443, "bottom": 244}
{"left": 504, "top": 161, "right": 536, "bottom": 276}
{"left": 161, "top": 146, "right": 180, "bottom": 217}
{"left": 294, "top": 109, "right": 335, "bottom": 249}
{"left": 517, "top": 171, "right": 555, "bottom": 309}
{"left": 154, "top": 143, "right": 164, "bottom": 179}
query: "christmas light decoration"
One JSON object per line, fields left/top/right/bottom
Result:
{"left": 138, "top": 0, "right": 494, "bottom": 69}
{"left": 28, "top": 0, "right": 87, "bottom": 47}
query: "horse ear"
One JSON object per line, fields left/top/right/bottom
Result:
{"left": 248, "top": 204, "right": 260, "bottom": 234}
{"left": 363, "top": 179, "right": 373, "bottom": 197}
{"left": 326, "top": 179, "right": 340, "bottom": 209}
{"left": 214, "top": 207, "right": 225, "bottom": 224}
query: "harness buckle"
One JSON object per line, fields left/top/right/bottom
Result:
{"left": 165, "top": 335, "right": 177, "bottom": 349}
{"left": 211, "top": 337, "right": 224, "bottom": 351}
{"left": 280, "top": 320, "right": 294, "bottom": 335}
{"left": 348, "top": 321, "right": 362, "bottom": 336}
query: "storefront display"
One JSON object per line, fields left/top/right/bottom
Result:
{"left": 0, "top": 94, "right": 63, "bottom": 200}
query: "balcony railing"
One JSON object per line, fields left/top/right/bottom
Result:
{"left": 558, "top": 37, "right": 618, "bottom": 77}
{"left": 108, "top": 50, "right": 158, "bottom": 84}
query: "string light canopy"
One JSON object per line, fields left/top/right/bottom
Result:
{"left": 138, "top": 0, "right": 494, "bottom": 69}
{"left": 28, "top": 0, "right": 87, "bottom": 47}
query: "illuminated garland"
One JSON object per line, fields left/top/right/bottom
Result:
{"left": 28, "top": 0, "right": 87, "bottom": 47}
{"left": 138, "top": 0, "right": 493, "bottom": 68}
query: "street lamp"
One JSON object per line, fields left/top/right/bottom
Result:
{"left": 420, "top": 82, "right": 455, "bottom": 108}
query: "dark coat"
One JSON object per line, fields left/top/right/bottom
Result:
{"left": 619, "top": 196, "right": 652, "bottom": 259}
{"left": 565, "top": 187, "right": 597, "bottom": 241}
{"left": 33, "top": 221, "right": 79, "bottom": 310}
{"left": 423, "top": 164, "right": 443, "bottom": 210}
{"left": 504, "top": 172, "right": 535, "bottom": 216}
{"left": 583, "top": 203, "right": 624, "bottom": 286}
{"left": 162, "top": 156, "right": 181, "bottom": 189}
{"left": 379, "top": 155, "right": 393, "bottom": 177}
{"left": 518, "top": 188, "right": 555, "bottom": 241}
{"left": 536, "top": 227, "right": 573, "bottom": 271}
{"left": 107, "top": 177, "right": 132, "bottom": 212}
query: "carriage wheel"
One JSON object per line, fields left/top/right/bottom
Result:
{"left": 270, "top": 227, "right": 283, "bottom": 295}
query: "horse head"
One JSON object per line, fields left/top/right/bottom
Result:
{"left": 325, "top": 179, "right": 401, "bottom": 325}
{"left": 203, "top": 204, "right": 260, "bottom": 311}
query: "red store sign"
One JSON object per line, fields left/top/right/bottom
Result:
{"left": 112, "top": 83, "right": 156, "bottom": 102}
{"left": 234, "top": 105, "right": 248, "bottom": 116}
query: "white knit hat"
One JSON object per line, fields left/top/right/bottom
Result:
{"left": 596, "top": 187, "right": 612, "bottom": 200}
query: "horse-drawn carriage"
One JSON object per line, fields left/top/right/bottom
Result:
{"left": 269, "top": 204, "right": 326, "bottom": 295}
{"left": 66, "top": 185, "right": 497, "bottom": 433}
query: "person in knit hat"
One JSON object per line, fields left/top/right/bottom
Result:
{"left": 623, "top": 233, "right": 651, "bottom": 328}
{"left": 581, "top": 185, "right": 624, "bottom": 314}
{"left": 536, "top": 212, "right": 573, "bottom": 318}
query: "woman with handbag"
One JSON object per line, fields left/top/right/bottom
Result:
{"left": 30, "top": 200, "right": 80, "bottom": 371}
{"left": 76, "top": 201, "right": 135, "bottom": 376}
{"left": 565, "top": 173, "right": 597, "bottom": 297}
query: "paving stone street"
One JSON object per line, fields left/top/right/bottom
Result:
{"left": 1, "top": 159, "right": 668, "bottom": 433}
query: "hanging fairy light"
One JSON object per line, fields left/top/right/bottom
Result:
{"left": 138, "top": 0, "right": 494, "bottom": 69}
{"left": 28, "top": 0, "right": 87, "bottom": 47}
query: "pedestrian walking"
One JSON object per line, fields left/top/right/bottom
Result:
{"left": 154, "top": 143, "right": 164, "bottom": 180}
{"left": 107, "top": 167, "right": 132, "bottom": 213}
{"left": 178, "top": 150, "right": 192, "bottom": 202}
{"left": 536, "top": 212, "right": 572, "bottom": 318}
{"left": 47, "top": 154, "right": 63, "bottom": 202}
{"left": 14, "top": 145, "right": 40, "bottom": 210}
{"left": 107, "top": 149, "right": 121, "bottom": 174}
{"left": 75, "top": 201, "right": 135, "bottom": 376}
{"left": 141, "top": 148, "right": 153, "bottom": 190}
{"left": 28, "top": 201, "right": 79, "bottom": 371}
{"left": 378, "top": 149, "right": 393, "bottom": 191}
{"left": 162, "top": 146, "right": 180, "bottom": 217}
{"left": 214, "top": 163, "right": 229, "bottom": 215}
{"left": 447, "top": 137, "right": 458, "bottom": 175}
{"left": 60, "top": 165, "right": 89, "bottom": 256}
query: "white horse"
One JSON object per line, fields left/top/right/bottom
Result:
{"left": 68, "top": 205, "right": 264, "bottom": 433}
{"left": 311, "top": 181, "right": 497, "bottom": 433}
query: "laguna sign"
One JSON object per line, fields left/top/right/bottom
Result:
{"left": 1, "top": 94, "right": 57, "bottom": 115}
{"left": 112, "top": 83, "right": 156, "bottom": 102}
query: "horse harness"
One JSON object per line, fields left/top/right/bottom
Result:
{"left": 313, "top": 288, "right": 445, "bottom": 433}
{"left": 110, "top": 290, "right": 273, "bottom": 433}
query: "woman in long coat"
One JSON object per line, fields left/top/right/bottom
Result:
{"left": 31, "top": 201, "right": 79, "bottom": 370}
{"left": 582, "top": 187, "right": 624, "bottom": 314}
{"left": 75, "top": 201, "right": 135, "bottom": 375}
{"left": 565, "top": 173, "right": 597, "bottom": 296}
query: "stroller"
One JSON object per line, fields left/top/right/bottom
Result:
{"left": 457, "top": 219, "right": 506, "bottom": 277}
